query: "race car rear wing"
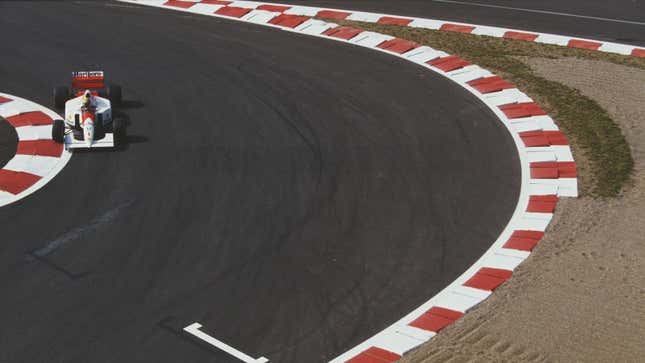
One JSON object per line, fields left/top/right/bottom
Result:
{"left": 71, "top": 71, "right": 104, "bottom": 90}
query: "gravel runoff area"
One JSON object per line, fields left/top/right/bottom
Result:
{"left": 402, "top": 58, "right": 645, "bottom": 363}
{"left": 0, "top": 117, "right": 17, "bottom": 168}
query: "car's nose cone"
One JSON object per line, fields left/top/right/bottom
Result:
{"left": 83, "top": 118, "right": 94, "bottom": 146}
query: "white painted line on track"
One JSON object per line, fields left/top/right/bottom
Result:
{"left": 183, "top": 323, "right": 269, "bottom": 363}
{"left": 432, "top": 0, "right": 645, "bottom": 26}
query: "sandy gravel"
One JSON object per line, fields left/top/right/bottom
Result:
{"left": 402, "top": 58, "right": 645, "bottom": 363}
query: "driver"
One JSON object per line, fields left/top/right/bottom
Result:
{"left": 81, "top": 90, "right": 95, "bottom": 109}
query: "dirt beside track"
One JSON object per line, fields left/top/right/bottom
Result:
{"left": 0, "top": 118, "right": 17, "bottom": 169}
{"left": 402, "top": 58, "right": 645, "bottom": 363}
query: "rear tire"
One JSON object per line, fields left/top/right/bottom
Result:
{"left": 113, "top": 117, "right": 126, "bottom": 147}
{"left": 53, "top": 86, "right": 69, "bottom": 109}
{"left": 106, "top": 84, "right": 122, "bottom": 107}
{"left": 52, "top": 119, "right": 65, "bottom": 143}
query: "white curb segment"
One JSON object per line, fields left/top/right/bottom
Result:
{"left": 0, "top": 93, "right": 72, "bottom": 207}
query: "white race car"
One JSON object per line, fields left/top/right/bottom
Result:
{"left": 51, "top": 71, "right": 126, "bottom": 149}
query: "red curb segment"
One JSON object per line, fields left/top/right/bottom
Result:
{"left": 467, "top": 75, "right": 514, "bottom": 93}
{"left": 503, "top": 230, "right": 545, "bottom": 251}
{"left": 201, "top": 0, "right": 232, "bottom": 4}
{"left": 527, "top": 195, "right": 558, "bottom": 213}
{"left": 529, "top": 163, "right": 556, "bottom": 179}
{"left": 377, "top": 16, "right": 413, "bottom": 26}
{"left": 16, "top": 140, "right": 64, "bottom": 158}
{"left": 257, "top": 4, "right": 290, "bottom": 12}
{"left": 632, "top": 48, "right": 645, "bottom": 57}
{"left": 215, "top": 6, "right": 252, "bottom": 18}
{"left": 316, "top": 9, "right": 351, "bottom": 19}
{"left": 519, "top": 130, "right": 568, "bottom": 147}
{"left": 555, "top": 161, "right": 577, "bottom": 178}
{"left": 463, "top": 267, "right": 513, "bottom": 291}
{"left": 409, "top": 306, "right": 464, "bottom": 332}
{"left": 5, "top": 111, "right": 53, "bottom": 127}
{"left": 568, "top": 39, "right": 602, "bottom": 50}
{"left": 427, "top": 55, "right": 471, "bottom": 71}
{"left": 530, "top": 161, "right": 577, "bottom": 179}
{"left": 440, "top": 23, "right": 475, "bottom": 33}
{"left": 0, "top": 96, "right": 12, "bottom": 104}
{"left": 268, "top": 13, "right": 308, "bottom": 28}
{"left": 323, "top": 26, "right": 363, "bottom": 40}
{"left": 377, "top": 38, "right": 421, "bottom": 54}
{"left": 346, "top": 347, "right": 401, "bottom": 363}
{"left": 499, "top": 102, "right": 547, "bottom": 119}
{"left": 163, "top": 0, "right": 196, "bottom": 9}
{"left": 0, "top": 169, "right": 42, "bottom": 195}
{"left": 503, "top": 31, "right": 539, "bottom": 41}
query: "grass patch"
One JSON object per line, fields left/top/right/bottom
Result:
{"left": 325, "top": 19, "right": 637, "bottom": 197}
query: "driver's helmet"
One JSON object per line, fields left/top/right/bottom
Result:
{"left": 82, "top": 90, "right": 92, "bottom": 108}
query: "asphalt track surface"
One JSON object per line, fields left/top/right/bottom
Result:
{"left": 288, "top": 0, "right": 645, "bottom": 46}
{"left": 0, "top": 118, "right": 17, "bottom": 168}
{"left": 0, "top": 1, "right": 519, "bottom": 362}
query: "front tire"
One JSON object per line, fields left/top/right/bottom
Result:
{"left": 113, "top": 117, "right": 126, "bottom": 146}
{"left": 52, "top": 119, "right": 65, "bottom": 143}
{"left": 53, "top": 86, "right": 69, "bottom": 109}
{"left": 105, "top": 84, "right": 122, "bottom": 107}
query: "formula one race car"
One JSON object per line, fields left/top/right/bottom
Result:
{"left": 51, "top": 71, "right": 126, "bottom": 149}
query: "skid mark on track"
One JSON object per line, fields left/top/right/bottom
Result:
{"left": 26, "top": 252, "right": 90, "bottom": 280}
{"left": 24, "top": 199, "right": 135, "bottom": 278}
{"left": 103, "top": 3, "right": 140, "bottom": 9}
{"left": 28, "top": 199, "right": 134, "bottom": 258}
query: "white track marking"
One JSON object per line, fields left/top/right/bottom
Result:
{"left": 433, "top": 0, "right": 645, "bottom": 26}
{"left": 183, "top": 323, "right": 269, "bottom": 363}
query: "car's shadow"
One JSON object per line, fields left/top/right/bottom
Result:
{"left": 113, "top": 99, "right": 143, "bottom": 127}
{"left": 116, "top": 99, "right": 147, "bottom": 151}
{"left": 71, "top": 134, "right": 149, "bottom": 153}
{"left": 126, "top": 135, "right": 148, "bottom": 144}
{"left": 119, "top": 100, "right": 144, "bottom": 110}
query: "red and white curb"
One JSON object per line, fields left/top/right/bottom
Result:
{"left": 118, "top": 1, "right": 579, "bottom": 361}
{"left": 0, "top": 93, "right": 71, "bottom": 207}
{"left": 128, "top": 0, "right": 643, "bottom": 58}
